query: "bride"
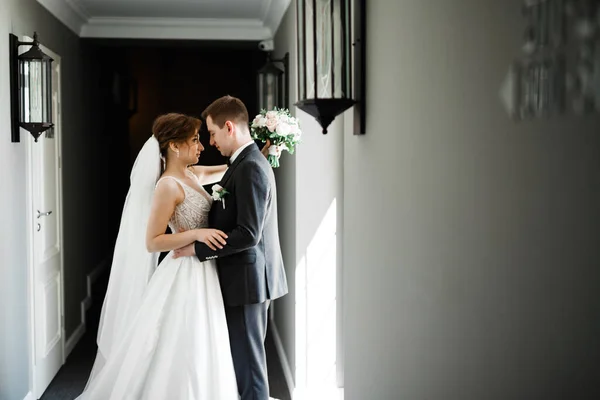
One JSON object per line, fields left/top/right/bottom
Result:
{"left": 78, "top": 113, "right": 272, "bottom": 399}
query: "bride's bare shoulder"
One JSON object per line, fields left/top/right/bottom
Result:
{"left": 155, "top": 175, "right": 185, "bottom": 202}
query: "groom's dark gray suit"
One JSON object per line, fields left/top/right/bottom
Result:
{"left": 194, "top": 142, "right": 288, "bottom": 400}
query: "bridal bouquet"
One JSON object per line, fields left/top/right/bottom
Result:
{"left": 251, "top": 108, "right": 302, "bottom": 168}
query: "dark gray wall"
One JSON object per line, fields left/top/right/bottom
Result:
{"left": 273, "top": 1, "right": 297, "bottom": 386}
{"left": 343, "top": 1, "right": 600, "bottom": 399}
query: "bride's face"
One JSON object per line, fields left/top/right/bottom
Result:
{"left": 178, "top": 132, "right": 203, "bottom": 164}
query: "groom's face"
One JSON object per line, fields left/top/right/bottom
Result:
{"left": 206, "top": 115, "right": 231, "bottom": 157}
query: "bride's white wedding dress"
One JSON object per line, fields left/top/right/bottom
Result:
{"left": 77, "top": 174, "right": 238, "bottom": 400}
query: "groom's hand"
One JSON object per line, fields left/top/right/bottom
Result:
{"left": 260, "top": 139, "right": 272, "bottom": 158}
{"left": 260, "top": 139, "right": 282, "bottom": 159}
{"left": 173, "top": 243, "right": 196, "bottom": 259}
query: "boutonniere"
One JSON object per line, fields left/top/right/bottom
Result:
{"left": 211, "top": 184, "right": 229, "bottom": 209}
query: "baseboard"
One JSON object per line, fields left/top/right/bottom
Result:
{"left": 64, "top": 257, "right": 110, "bottom": 358}
{"left": 23, "top": 391, "right": 34, "bottom": 400}
{"left": 83, "top": 258, "right": 110, "bottom": 314}
{"left": 65, "top": 321, "right": 86, "bottom": 357}
{"left": 269, "top": 320, "right": 295, "bottom": 400}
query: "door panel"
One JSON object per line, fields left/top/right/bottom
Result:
{"left": 29, "top": 45, "right": 63, "bottom": 399}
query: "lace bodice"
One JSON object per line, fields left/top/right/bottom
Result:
{"left": 156, "top": 173, "right": 213, "bottom": 232}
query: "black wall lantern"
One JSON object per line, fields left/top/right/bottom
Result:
{"left": 257, "top": 52, "right": 290, "bottom": 110}
{"left": 9, "top": 32, "right": 54, "bottom": 143}
{"left": 295, "top": 0, "right": 366, "bottom": 134}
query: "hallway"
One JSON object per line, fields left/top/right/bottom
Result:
{"left": 4, "top": 1, "right": 600, "bottom": 399}
{"left": 39, "top": 271, "right": 291, "bottom": 400}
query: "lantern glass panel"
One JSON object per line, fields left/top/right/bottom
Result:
{"left": 278, "top": 72, "right": 286, "bottom": 107}
{"left": 298, "top": 0, "right": 306, "bottom": 100}
{"left": 305, "top": 0, "right": 315, "bottom": 99}
{"left": 298, "top": 0, "right": 352, "bottom": 100}
{"left": 334, "top": 0, "right": 351, "bottom": 98}
{"left": 263, "top": 73, "right": 275, "bottom": 110}
{"left": 43, "top": 59, "right": 52, "bottom": 124}
{"left": 258, "top": 73, "right": 266, "bottom": 109}
{"left": 316, "top": 0, "right": 332, "bottom": 98}
{"left": 20, "top": 60, "right": 28, "bottom": 123}
{"left": 258, "top": 65, "right": 284, "bottom": 110}
{"left": 31, "top": 59, "right": 42, "bottom": 123}
{"left": 26, "top": 59, "right": 43, "bottom": 124}
{"left": 19, "top": 57, "right": 53, "bottom": 126}
{"left": 268, "top": 73, "right": 278, "bottom": 109}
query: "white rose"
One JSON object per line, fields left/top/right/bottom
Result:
{"left": 211, "top": 184, "right": 223, "bottom": 200}
{"left": 266, "top": 111, "right": 278, "bottom": 120}
{"left": 276, "top": 122, "right": 291, "bottom": 137}
{"left": 252, "top": 115, "right": 267, "bottom": 128}
{"left": 266, "top": 118, "right": 277, "bottom": 132}
{"left": 291, "top": 124, "right": 302, "bottom": 138}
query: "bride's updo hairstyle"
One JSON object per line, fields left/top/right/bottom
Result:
{"left": 152, "top": 113, "right": 202, "bottom": 160}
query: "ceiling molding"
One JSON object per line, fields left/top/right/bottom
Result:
{"left": 81, "top": 17, "right": 271, "bottom": 41}
{"left": 36, "top": 0, "right": 291, "bottom": 41}
{"left": 263, "top": 0, "right": 291, "bottom": 37}
{"left": 260, "top": 0, "right": 275, "bottom": 23}
{"left": 36, "top": 0, "right": 86, "bottom": 35}
{"left": 64, "top": 0, "right": 90, "bottom": 21}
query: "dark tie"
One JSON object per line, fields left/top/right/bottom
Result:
{"left": 227, "top": 159, "right": 232, "bottom": 166}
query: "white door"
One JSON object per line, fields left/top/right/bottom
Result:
{"left": 24, "top": 40, "right": 65, "bottom": 399}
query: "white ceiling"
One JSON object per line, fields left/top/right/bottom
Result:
{"left": 36, "top": 0, "right": 291, "bottom": 41}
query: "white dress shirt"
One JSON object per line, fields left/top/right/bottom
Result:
{"left": 229, "top": 140, "right": 254, "bottom": 164}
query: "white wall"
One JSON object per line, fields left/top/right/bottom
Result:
{"left": 274, "top": 0, "right": 600, "bottom": 398}
{"left": 0, "top": 3, "right": 30, "bottom": 399}
{"left": 273, "top": 0, "right": 346, "bottom": 391}
{"left": 343, "top": 1, "right": 600, "bottom": 399}
{"left": 0, "top": 1, "right": 110, "bottom": 398}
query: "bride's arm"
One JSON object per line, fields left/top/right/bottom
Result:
{"left": 191, "top": 140, "right": 279, "bottom": 185}
{"left": 191, "top": 165, "right": 228, "bottom": 186}
{"left": 145, "top": 179, "right": 228, "bottom": 252}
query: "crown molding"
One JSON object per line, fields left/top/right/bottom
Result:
{"left": 64, "top": 0, "right": 90, "bottom": 21}
{"left": 263, "top": 0, "right": 291, "bottom": 37}
{"left": 80, "top": 17, "right": 271, "bottom": 40}
{"left": 36, "top": 0, "right": 87, "bottom": 35}
{"left": 36, "top": 0, "right": 291, "bottom": 40}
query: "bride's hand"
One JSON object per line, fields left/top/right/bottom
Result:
{"left": 260, "top": 139, "right": 282, "bottom": 159}
{"left": 196, "top": 229, "right": 228, "bottom": 251}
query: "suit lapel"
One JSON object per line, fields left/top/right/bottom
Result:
{"left": 219, "top": 143, "right": 258, "bottom": 187}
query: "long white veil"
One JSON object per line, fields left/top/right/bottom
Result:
{"left": 87, "top": 135, "right": 162, "bottom": 381}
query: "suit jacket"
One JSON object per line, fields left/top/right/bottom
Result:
{"left": 194, "top": 144, "right": 288, "bottom": 306}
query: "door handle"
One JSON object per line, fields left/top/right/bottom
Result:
{"left": 37, "top": 210, "right": 52, "bottom": 219}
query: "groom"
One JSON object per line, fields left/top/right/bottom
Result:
{"left": 174, "top": 95, "right": 288, "bottom": 400}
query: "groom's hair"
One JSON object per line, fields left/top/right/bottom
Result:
{"left": 201, "top": 95, "right": 249, "bottom": 129}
